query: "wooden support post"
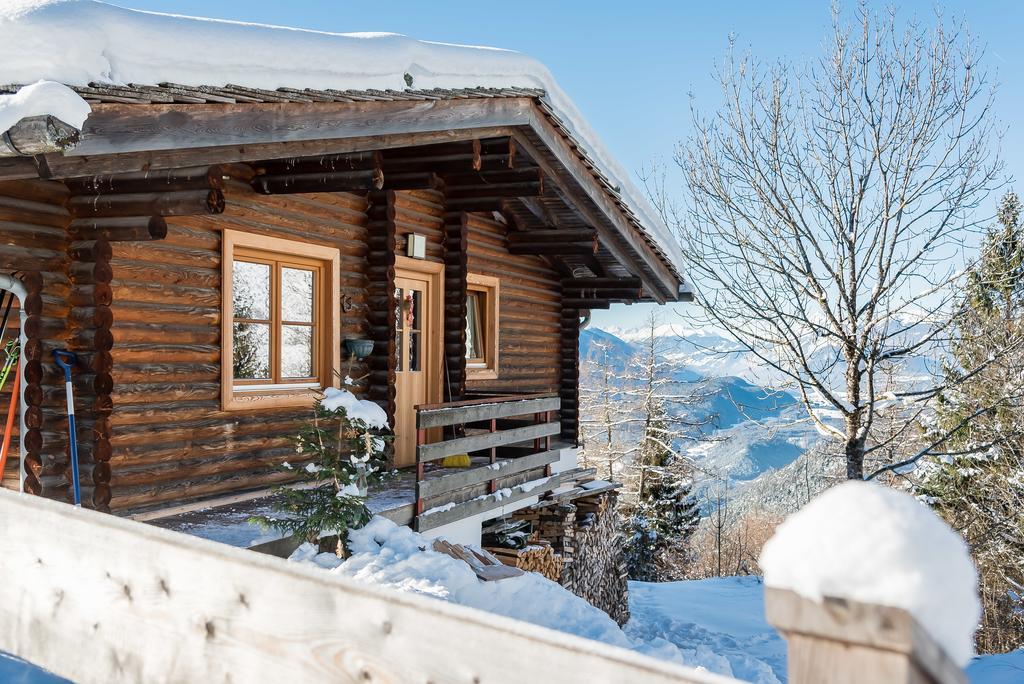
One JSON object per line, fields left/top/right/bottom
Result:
{"left": 764, "top": 588, "right": 967, "bottom": 684}
{"left": 489, "top": 418, "right": 497, "bottom": 495}
{"left": 415, "top": 426, "right": 426, "bottom": 526}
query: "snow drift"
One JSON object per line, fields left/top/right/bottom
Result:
{"left": 0, "top": 0, "right": 684, "bottom": 274}
{"left": 759, "top": 480, "right": 980, "bottom": 667}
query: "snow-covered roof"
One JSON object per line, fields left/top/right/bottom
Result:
{"left": 0, "top": 0, "right": 686, "bottom": 282}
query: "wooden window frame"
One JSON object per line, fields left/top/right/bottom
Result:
{"left": 466, "top": 272, "right": 499, "bottom": 381}
{"left": 221, "top": 230, "right": 341, "bottom": 411}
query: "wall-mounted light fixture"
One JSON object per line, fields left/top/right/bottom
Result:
{"left": 406, "top": 233, "right": 426, "bottom": 259}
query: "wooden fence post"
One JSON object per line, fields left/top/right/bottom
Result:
{"left": 764, "top": 587, "right": 967, "bottom": 684}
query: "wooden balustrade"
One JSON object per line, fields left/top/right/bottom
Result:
{"left": 414, "top": 393, "right": 562, "bottom": 531}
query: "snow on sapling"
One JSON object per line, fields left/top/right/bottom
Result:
{"left": 253, "top": 387, "right": 392, "bottom": 549}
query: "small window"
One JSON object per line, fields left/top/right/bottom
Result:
{"left": 222, "top": 230, "right": 340, "bottom": 410}
{"left": 466, "top": 273, "right": 499, "bottom": 380}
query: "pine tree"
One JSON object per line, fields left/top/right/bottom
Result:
{"left": 620, "top": 313, "right": 706, "bottom": 581}
{"left": 920, "top": 190, "right": 1024, "bottom": 653}
{"left": 253, "top": 389, "right": 393, "bottom": 552}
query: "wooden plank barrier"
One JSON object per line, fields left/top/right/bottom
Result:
{"left": 0, "top": 489, "right": 732, "bottom": 684}
{"left": 765, "top": 588, "right": 967, "bottom": 684}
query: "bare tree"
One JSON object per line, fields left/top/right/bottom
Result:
{"left": 665, "top": 5, "right": 1005, "bottom": 479}
{"left": 579, "top": 340, "right": 630, "bottom": 480}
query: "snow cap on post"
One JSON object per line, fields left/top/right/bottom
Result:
{"left": 759, "top": 480, "right": 980, "bottom": 667}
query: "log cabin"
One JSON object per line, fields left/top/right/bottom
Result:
{"left": 0, "top": 5, "right": 689, "bottom": 606}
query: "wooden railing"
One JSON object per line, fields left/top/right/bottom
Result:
{"left": 765, "top": 588, "right": 966, "bottom": 684}
{"left": 415, "top": 393, "right": 563, "bottom": 531}
{"left": 0, "top": 490, "right": 972, "bottom": 683}
{"left": 0, "top": 489, "right": 730, "bottom": 684}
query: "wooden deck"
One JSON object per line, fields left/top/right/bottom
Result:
{"left": 150, "top": 394, "right": 582, "bottom": 545}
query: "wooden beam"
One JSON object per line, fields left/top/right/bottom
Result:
{"left": 0, "top": 115, "right": 80, "bottom": 157}
{"left": 508, "top": 241, "right": 597, "bottom": 256}
{"left": 252, "top": 170, "right": 442, "bottom": 194}
{"left": 39, "top": 125, "right": 519, "bottom": 179}
{"left": 512, "top": 127, "right": 676, "bottom": 303}
{"left": 418, "top": 448, "right": 561, "bottom": 499}
{"left": 63, "top": 165, "right": 228, "bottom": 194}
{"left": 418, "top": 470, "right": 571, "bottom": 531}
{"left": 562, "top": 277, "right": 642, "bottom": 289}
{"left": 417, "top": 395, "right": 561, "bottom": 429}
{"left": 0, "top": 157, "right": 40, "bottom": 180}
{"left": 562, "top": 299, "right": 612, "bottom": 309}
{"left": 255, "top": 150, "right": 382, "bottom": 176}
{"left": 63, "top": 98, "right": 535, "bottom": 158}
{"left": 418, "top": 422, "right": 560, "bottom": 462}
{"left": 444, "top": 181, "right": 541, "bottom": 200}
{"left": 509, "top": 229, "right": 596, "bottom": 244}
{"left": 68, "top": 215, "right": 168, "bottom": 242}
{"left": 441, "top": 168, "right": 541, "bottom": 186}
{"left": 67, "top": 189, "right": 225, "bottom": 217}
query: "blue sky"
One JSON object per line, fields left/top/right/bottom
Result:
{"left": 122, "top": 0, "right": 1024, "bottom": 330}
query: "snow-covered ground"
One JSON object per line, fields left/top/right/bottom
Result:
{"left": 286, "top": 514, "right": 1015, "bottom": 683}
{"left": 627, "top": 577, "right": 786, "bottom": 683}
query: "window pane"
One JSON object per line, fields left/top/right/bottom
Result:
{"left": 232, "top": 260, "right": 270, "bottom": 320}
{"left": 401, "top": 288, "right": 421, "bottom": 331}
{"left": 394, "top": 287, "right": 403, "bottom": 371}
{"left": 410, "top": 289, "right": 421, "bottom": 331}
{"left": 466, "top": 293, "right": 482, "bottom": 360}
{"left": 409, "top": 331, "right": 421, "bottom": 372}
{"left": 233, "top": 322, "right": 271, "bottom": 380}
{"left": 395, "top": 287, "right": 404, "bottom": 330}
{"left": 282, "top": 267, "right": 314, "bottom": 322}
{"left": 281, "top": 325, "right": 314, "bottom": 378}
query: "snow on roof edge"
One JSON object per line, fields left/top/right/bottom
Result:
{"left": 0, "top": 0, "right": 686, "bottom": 282}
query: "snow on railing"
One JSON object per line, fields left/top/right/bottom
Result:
{"left": 0, "top": 488, "right": 732, "bottom": 684}
{"left": 760, "top": 481, "right": 975, "bottom": 684}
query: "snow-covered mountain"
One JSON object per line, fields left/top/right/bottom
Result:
{"left": 579, "top": 326, "right": 823, "bottom": 491}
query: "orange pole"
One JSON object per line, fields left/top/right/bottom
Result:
{"left": 0, "top": 359, "right": 19, "bottom": 476}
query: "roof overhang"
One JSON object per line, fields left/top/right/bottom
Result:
{"left": 0, "top": 87, "right": 685, "bottom": 301}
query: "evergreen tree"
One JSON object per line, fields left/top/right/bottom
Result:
{"left": 621, "top": 313, "right": 706, "bottom": 581}
{"left": 253, "top": 389, "right": 393, "bottom": 553}
{"left": 920, "top": 190, "right": 1024, "bottom": 653}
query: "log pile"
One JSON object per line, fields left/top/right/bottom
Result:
{"left": 485, "top": 540, "right": 564, "bottom": 582}
{"left": 509, "top": 491, "right": 630, "bottom": 625}
{"left": 431, "top": 539, "right": 524, "bottom": 582}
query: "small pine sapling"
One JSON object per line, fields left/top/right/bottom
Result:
{"left": 253, "top": 389, "right": 393, "bottom": 553}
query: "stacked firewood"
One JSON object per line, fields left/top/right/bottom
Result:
{"left": 507, "top": 492, "right": 630, "bottom": 625}
{"left": 484, "top": 540, "right": 564, "bottom": 582}
{"left": 561, "top": 493, "right": 630, "bottom": 625}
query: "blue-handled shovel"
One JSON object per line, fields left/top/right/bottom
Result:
{"left": 53, "top": 350, "right": 81, "bottom": 507}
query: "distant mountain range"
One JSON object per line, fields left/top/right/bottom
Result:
{"left": 579, "top": 325, "right": 825, "bottom": 502}
{"left": 581, "top": 319, "right": 942, "bottom": 517}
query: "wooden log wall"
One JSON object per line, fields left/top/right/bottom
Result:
{"left": 0, "top": 289, "right": 21, "bottom": 490}
{"left": 374, "top": 189, "right": 447, "bottom": 421}
{"left": 464, "top": 212, "right": 562, "bottom": 395}
{"left": 365, "top": 190, "right": 398, "bottom": 424}
{"left": 0, "top": 180, "right": 73, "bottom": 503}
{"left": 560, "top": 307, "right": 581, "bottom": 444}
{"left": 104, "top": 180, "right": 371, "bottom": 513}
{"left": 442, "top": 212, "right": 468, "bottom": 403}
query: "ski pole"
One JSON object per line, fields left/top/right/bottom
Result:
{"left": 53, "top": 350, "right": 81, "bottom": 507}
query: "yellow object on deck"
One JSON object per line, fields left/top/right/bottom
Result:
{"left": 441, "top": 453, "right": 471, "bottom": 468}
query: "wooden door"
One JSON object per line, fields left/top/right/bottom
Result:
{"left": 393, "top": 259, "right": 443, "bottom": 468}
